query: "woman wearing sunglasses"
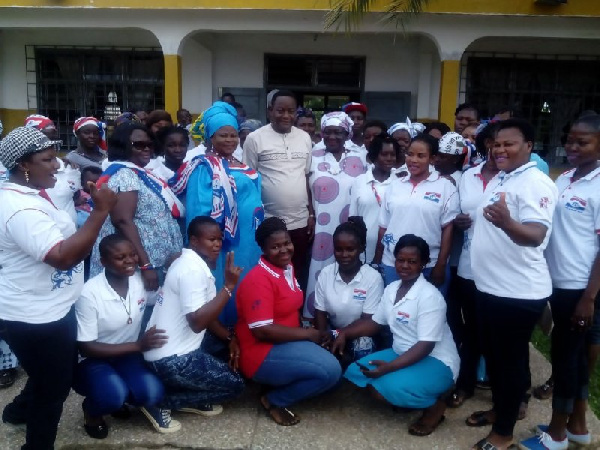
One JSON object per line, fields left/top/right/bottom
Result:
{"left": 88, "top": 123, "right": 184, "bottom": 296}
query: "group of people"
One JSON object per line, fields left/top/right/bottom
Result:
{"left": 0, "top": 91, "right": 598, "bottom": 450}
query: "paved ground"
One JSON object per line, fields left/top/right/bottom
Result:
{"left": 1, "top": 345, "right": 599, "bottom": 450}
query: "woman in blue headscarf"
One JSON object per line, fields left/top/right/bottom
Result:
{"left": 171, "top": 102, "right": 263, "bottom": 329}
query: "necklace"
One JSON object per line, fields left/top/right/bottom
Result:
{"left": 207, "top": 150, "right": 236, "bottom": 164}
{"left": 118, "top": 294, "right": 132, "bottom": 325}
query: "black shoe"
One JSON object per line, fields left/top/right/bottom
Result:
{"left": 110, "top": 404, "right": 131, "bottom": 420}
{"left": 84, "top": 420, "right": 109, "bottom": 439}
{"left": 0, "top": 369, "right": 17, "bottom": 389}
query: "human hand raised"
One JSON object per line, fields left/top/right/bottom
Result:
{"left": 224, "top": 251, "right": 244, "bottom": 291}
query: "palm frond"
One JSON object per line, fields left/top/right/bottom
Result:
{"left": 324, "top": 0, "right": 429, "bottom": 32}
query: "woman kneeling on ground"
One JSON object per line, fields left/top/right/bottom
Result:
{"left": 314, "top": 217, "right": 384, "bottom": 365}
{"left": 235, "top": 217, "right": 342, "bottom": 426}
{"left": 341, "top": 234, "right": 459, "bottom": 436}
{"left": 74, "top": 234, "right": 173, "bottom": 439}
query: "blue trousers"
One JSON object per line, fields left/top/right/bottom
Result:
{"left": 253, "top": 341, "right": 342, "bottom": 407}
{"left": 74, "top": 354, "right": 164, "bottom": 417}
{"left": 149, "top": 347, "right": 244, "bottom": 410}
{"left": 382, "top": 265, "right": 450, "bottom": 297}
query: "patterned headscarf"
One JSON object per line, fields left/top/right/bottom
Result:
{"left": 342, "top": 102, "right": 368, "bottom": 116}
{"left": 240, "top": 119, "right": 262, "bottom": 133}
{"left": 439, "top": 132, "right": 472, "bottom": 170}
{"left": 190, "top": 101, "right": 239, "bottom": 142}
{"left": 24, "top": 114, "right": 55, "bottom": 131}
{"left": 114, "top": 112, "right": 141, "bottom": 127}
{"left": 73, "top": 117, "right": 107, "bottom": 151}
{"left": 321, "top": 111, "right": 354, "bottom": 138}
{"left": 387, "top": 117, "right": 425, "bottom": 139}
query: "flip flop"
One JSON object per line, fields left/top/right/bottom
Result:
{"left": 408, "top": 415, "right": 445, "bottom": 436}
{"left": 447, "top": 389, "right": 473, "bottom": 408}
{"left": 466, "top": 410, "right": 494, "bottom": 427}
{"left": 472, "top": 438, "right": 517, "bottom": 450}
{"left": 260, "top": 396, "right": 300, "bottom": 426}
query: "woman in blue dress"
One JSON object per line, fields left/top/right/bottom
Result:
{"left": 171, "top": 102, "right": 263, "bottom": 328}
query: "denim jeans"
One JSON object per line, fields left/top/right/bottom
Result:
{"left": 74, "top": 354, "right": 164, "bottom": 417}
{"left": 149, "top": 347, "right": 244, "bottom": 410}
{"left": 1, "top": 307, "right": 77, "bottom": 450}
{"left": 252, "top": 341, "right": 342, "bottom": 408}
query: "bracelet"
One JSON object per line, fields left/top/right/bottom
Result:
{"left": 223, "top": 286, "right": 233, "bottom": 297}
{"left": 140, "top": 263, "right": 156, "bottom": 271}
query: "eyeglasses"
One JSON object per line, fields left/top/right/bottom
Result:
{"left": 131, "top": 140, "right": 154, "bottom": 150}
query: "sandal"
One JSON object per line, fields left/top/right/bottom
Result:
{"left": 447, "top": 389, "right": 473, "bottom": 408}
{"left": 408, "top": 415, "right": 445, "bottom": 436}
{"left": 471, "top": 438, "right": 517, "bottom": 450}
{"left": 532, "top": 379, "right": 553, "bottom": 400}
{"left": 260, "top": 396, "right": 300, "bottom": 426}
{"left": 466, "top": 410, "right": 495, "bottom": 427}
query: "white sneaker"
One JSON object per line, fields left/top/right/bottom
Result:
{"left": 536, "top": 424, "right": 592, "bottom": 446}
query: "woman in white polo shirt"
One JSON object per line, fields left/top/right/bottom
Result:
{"left": 373, "top": 134, "right": 459, "bottom": 293}
{"left": 74, "top": 234, "right": 177, "bottom": 439}
{"left": 0, "top": 127, "right": 116, "bottom": 449}
{"left": 468, "top": 119, "right": 558, "bottom": 450}
{"left": 521, "top": 114, "right": 600, "bottom": 450}
{"left": 314, "top": 218, "right": 384, "bottom": 363}
{"left": 340, "top": 234, "right": 459, "bottom": 437}
{"left": 349, "top": 136, "right": 400, "bottom": 263}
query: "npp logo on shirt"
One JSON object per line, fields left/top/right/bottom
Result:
{"left": 396, "top": 311, "right": 410, "bottom": 325}
{"left": 423, "top": 192, "right": 441, "bottom": 203}
{"left": 353, "top": 289, "right": 367, "bottom": 302}
{"left": 565, "top": 196, "right": 586, "bottom": 213}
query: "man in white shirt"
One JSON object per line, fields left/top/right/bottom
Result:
{"left": 243, "top": 90, "right": 315, "bottom": 289}
{"left": 145, "top": 217, "right": 244, "bottom": 415}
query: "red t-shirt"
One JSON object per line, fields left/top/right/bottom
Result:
{"left": 235, "top": 257, "right": 304, "bottom": 378}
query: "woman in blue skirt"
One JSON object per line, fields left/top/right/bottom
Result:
{"left": 336, "top": 234, "right": 459, "bottom": 436}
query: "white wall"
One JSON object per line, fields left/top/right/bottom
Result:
{"left": 181, "top": 37, "right": 213, "bottom": 114}
{"left": 0, "top": 29, "right": 160, "bottom": 110}
{"left": 188, "top": 32, "right": 428, "bottom": 117}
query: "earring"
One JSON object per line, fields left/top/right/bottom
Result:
{"left": 24, "top": 170, "right": 30, "bottom": 183}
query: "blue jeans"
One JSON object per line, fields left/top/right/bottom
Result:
{"left": 1, "top": 307, "right": 77, "bottom": 450}
{"left": 149, "top": 347, "right": 244, "bottom": 410}
{"left": 74, "top": 354, "right": 164, "bottom": 417}
{"left": 252, "top": 341, "right": 342, "bottom": 407}
{"left": 382, "top": 265, "right": 451, "bottom": 297}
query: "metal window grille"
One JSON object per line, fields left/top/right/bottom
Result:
{"left": 26, "top": 45, "right": 164, "bottom": 151}
{"left": 460, "top": 51, "right": 600, "bottom": 165}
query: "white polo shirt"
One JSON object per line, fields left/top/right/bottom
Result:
{"left": 0, "top": 182, "right": 83, "bottom": 323}
{"left": 471, "top": 162, "right": 558, "bottom": 300}
{"left": 349, "top": 169, "right": 394, "bottom": 262}
{"left": 76, "top": 271, "right": 146, "bottom": 344}
{"left": 144, "top": 248, "right": 216, "bottom": 362}
{"left": 457, "top": 164, "right": 501, "bottom": 280}
{"left": 243, "top": 125, "right": 312, "bottom": 231}
{"left": 314, "top": 263, "right": 384, "bottom": 328}
{"left": 0, "top": 161, "right": 8, "bottom": 186}
{"left": 546, "top": 166, "right": 600, "bottom": 290}
{"left": 378, "top": 171, "right": 459, "bottom": 267}
{"left": 373, "top": 275, "right": 459, "bottom": 380}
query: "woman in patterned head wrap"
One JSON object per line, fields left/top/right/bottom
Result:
{"left": 172, "top": 101, "right": 263, "bottom": 328}
{"left": 304, "top": 111, "right": 367, "bottom": 316}
{"left": 66, "top": 117, "right": 107, "bottom": 170}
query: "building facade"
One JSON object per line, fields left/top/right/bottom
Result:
{"left": 0, "top": 0, "right": 599, "bottom": 161}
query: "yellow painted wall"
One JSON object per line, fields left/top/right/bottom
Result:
{"left": 0, "top": 108, "right": 35, "bottom": 135}
{"left": 438, "top": 60, "right": 460, "bottom": 127}
{"left": 164, "top": 54, "right": 182, "bottom": 122}
{"left": 1, "top": 0, "right": 598, "bottom": 15}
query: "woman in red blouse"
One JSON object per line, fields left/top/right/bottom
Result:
{"left": 235, "top": 217, "right": 342, "bottom": 426}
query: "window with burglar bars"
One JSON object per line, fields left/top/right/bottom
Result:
{"left": 460, "top": 52, "right": 600, "bottom": 165}
{"left": 26, "top": 46, "right": 165, "bottom": 151}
